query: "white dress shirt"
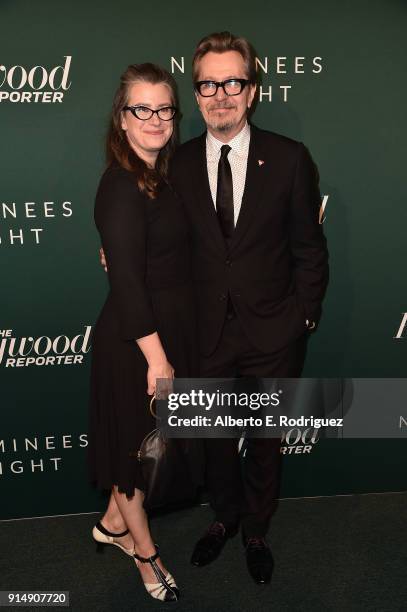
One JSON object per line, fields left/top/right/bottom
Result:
{"left": 206, "top": 122, "right": 251, "bottom": 226}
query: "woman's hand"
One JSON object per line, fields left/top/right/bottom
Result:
{"left": 136, "top": 332, "right": 174, "bottom": 396}
{"left": 147, "top": 360, "right": 174, "bottom": 396}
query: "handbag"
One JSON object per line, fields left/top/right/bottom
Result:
{"left": 135, "top": 395, "right": 199, "bottom": 511}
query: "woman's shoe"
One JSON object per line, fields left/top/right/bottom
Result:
{"left": 134, "top": 545, "right": 180, "bottom": 602}
{"left": 92, "top": 521, "right": 134, "bottom": 556}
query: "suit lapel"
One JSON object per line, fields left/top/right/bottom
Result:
{"left": 229, "top": 125, "right": 268, "bottom": 253}
{"left": 193, "top": 133, "right": 228, "bottom": 253}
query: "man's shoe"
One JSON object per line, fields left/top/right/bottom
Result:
{"left": 245, "top": 537, "right": 274, "bottom": 584}
{"left": 190, "top": 521, "right": 236, "bottom": 567}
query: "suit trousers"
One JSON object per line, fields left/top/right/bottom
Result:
{"left": 199, "top": 311, "right": 308, "bottom": 537}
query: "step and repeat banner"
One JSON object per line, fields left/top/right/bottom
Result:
{"left": 1, "top": 0, "right": 406, "bottom": 519}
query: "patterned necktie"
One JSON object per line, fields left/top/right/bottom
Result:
{"left": 216, "top": 144, "right": 234, "bottom": 241}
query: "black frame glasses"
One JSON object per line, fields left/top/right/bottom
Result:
{"left": 123, "top": 105, "right": 177, "bottom": 121}
{"left": 194, "top": 78, "right": 249, "bottom": 97}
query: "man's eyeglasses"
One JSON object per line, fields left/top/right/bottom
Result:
{"left": 194, "top": 79, "right": 249, "bottom": 97}
{"left": 123, "top": 105, "right": 177, "bottom": 121}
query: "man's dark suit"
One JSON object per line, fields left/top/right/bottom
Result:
{"left": 170, "top": 124, "right": 329, "bottom": 536}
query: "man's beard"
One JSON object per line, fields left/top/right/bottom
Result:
{"left": 209, "top": 119, "right": 235, "bottom": 133}
{"left": 207, "top": 103, "right": 236, "bottom": 133}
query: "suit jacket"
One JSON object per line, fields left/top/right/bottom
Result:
{"left": 170, "top": 124, "right": 329, "bottom": 356}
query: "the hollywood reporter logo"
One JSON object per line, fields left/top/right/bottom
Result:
{"left": 319, "top": 195, "right": 329, "bottom": 224}
{"left": 0, "top": 56, "right": 72, "bottom": 103}
{"left": 280, "top": 427, "right": 319, "bottom": 455}
{"left": 0, "top": 326, "right": 91, "bottom": 368}
{"left": 393, "top": 313, "right": 407, "bottom": 339}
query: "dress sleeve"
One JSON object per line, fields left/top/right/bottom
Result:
{"left": 94, "top": 168, "right": 157, "bottom": 341}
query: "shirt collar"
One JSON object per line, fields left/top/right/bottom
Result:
{"left": 206, "top": 122, "right": 251, "bottom": 160}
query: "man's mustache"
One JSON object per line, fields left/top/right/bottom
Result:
{"left": 208, "top": 103, "right": 235, "bottom": 111}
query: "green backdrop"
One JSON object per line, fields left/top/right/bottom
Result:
{"left": 1, "top": 0, "right": 406, "bottom": 519}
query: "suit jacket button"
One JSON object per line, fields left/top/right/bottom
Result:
{"left": 225, "top": 259, "right": 232, "bottom": 266}
{"left": 219, "top": 293, "right": 227, "bottom": 301}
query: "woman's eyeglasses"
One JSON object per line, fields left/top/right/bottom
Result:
{"left": 123, "top": 105, "right": 177, "bottom": 121}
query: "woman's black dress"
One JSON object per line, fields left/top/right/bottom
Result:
{"left": 88, "top": 165, "right": 197, "bottom": 496}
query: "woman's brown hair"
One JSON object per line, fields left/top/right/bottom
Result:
{"left": 106, "top": 63, "right": 179, "bottom": 199}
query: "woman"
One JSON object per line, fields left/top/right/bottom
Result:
{"left": 88, "top": 63, "right": 197, "bottom": 603}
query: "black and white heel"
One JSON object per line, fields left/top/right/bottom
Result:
{"left": 92, "top": 521, "right": 134, "bottom": 556}
{"left": 134, "top": 545, "right": 179, "bottom": 602}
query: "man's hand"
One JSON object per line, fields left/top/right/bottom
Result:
{"left": 99, "top": 247, "right": 107, "bottom": 272}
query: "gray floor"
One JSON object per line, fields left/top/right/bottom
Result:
{"left": 1, "top": 492, "right": 406, "bottom": 611}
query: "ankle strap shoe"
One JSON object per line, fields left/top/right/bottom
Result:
{"left": 134, "top": 545, "right": 179, "bottom": 602}
{"left": 92, "top": 521, "right": 134, "bottom": 556}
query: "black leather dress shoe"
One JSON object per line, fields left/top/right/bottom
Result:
{"left": 191, "top": 521, "right": 236, "bottom": 567}
{"left": 245, "top": 537, "right": 274, "bottom": 584}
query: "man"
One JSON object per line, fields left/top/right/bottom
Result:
{"left": 169, "top": 31, "right": 329, "bottom": 584}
